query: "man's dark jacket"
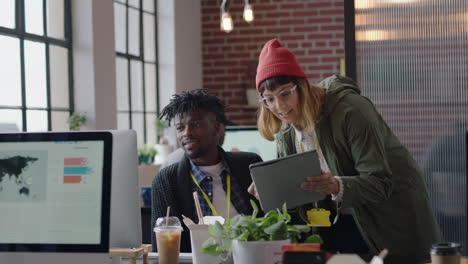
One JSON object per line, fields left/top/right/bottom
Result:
{"left": 151, "top": 148, "right": 262, "bottom": 252}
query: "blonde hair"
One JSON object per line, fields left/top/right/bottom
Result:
{"left": 257, "top": 77, "right": 324, "bottom": 141}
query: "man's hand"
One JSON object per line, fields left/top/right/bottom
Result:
{"left": 300, "top": 170, "right": 340, "bottom": 195}
{"left": 247, "top": 183, "right": 260, "bottom": 200}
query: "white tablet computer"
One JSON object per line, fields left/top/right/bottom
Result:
{"left": 249, "top": 150, "right": 325, "bottom": 212}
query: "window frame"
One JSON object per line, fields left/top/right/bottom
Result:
{"left": 0, "top": 0, "right": 74, "bottom": 131}
{"left": 114, "top": 0, "right": 159, "bottom": 144}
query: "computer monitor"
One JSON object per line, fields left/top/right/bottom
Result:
{"left": 0, "top": 130, "right": 141, "bottom": 264}
{"left": 0, "top": 123, "right": 19, "bottom": 133}
{"left": 223, "top": 126, "right": 277, "bottom": 161}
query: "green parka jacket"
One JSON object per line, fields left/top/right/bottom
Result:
{"left": 276, "top": 75, "right": 441, "bottom": 262}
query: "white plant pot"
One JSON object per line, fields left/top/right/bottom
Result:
{"left": 231, "top": 239, "right": 290, "bottom": 264}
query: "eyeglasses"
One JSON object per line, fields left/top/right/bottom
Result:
{"left": 259, "top": 85, "right": 297, "bottom": 108}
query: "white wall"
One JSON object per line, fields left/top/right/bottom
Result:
{"left": 157, "top": 0, "right": 202, "bottom": 146}
{"left": 72, "top": 0, "right": 117, "bottom": 130}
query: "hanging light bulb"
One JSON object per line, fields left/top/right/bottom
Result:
{"left": 221, "top": 12, "right": 234, "bottom": 33}
{"left": 243, "top": 1, "right": 254, "bottom": 23}
{"left": 220, "top": 0, "right": 233, "bottom": 33}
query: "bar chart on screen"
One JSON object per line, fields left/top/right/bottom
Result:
{"left": 63, "top": 157, "right": 93, "bottom": 184}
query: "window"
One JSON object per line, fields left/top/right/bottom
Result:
{"left": 114, "top": 0, "right": 159, "bottom": 145}
{"left": 0, "top": 0, "right": 73, "bottom": 132}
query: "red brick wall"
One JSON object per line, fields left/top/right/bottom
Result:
{"left": 201, "top": 0, "right": 345, "bottom": 125}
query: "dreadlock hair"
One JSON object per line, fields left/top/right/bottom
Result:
{"left": 160, "top": 89, "right": 228, "bottom": 125}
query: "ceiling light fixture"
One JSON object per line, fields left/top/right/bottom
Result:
{"left": 219, "top": 0, "right": 254, "bottom": 33}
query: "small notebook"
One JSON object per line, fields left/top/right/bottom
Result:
{"left": 249, "top": 150, "right": 325, "bottom": 212}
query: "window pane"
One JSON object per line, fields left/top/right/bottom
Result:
{"left": 115, "top": 0, "right": 126, "bottom": 3}
{"left": 128, "top": 0, "right": 139, "bottom": 8}
{"left": 128, "top": 8, "right": 140, "bottom": 56}
{"left": 51, "top": 111, "right": 68, "bottom": 131}
{"left": 114, "top": 2, "right": 126, "bottom": 53}
{"left": 142, "top": 0, "right": 154, "bottom": 13}
{"left": 49, "top": 45, "right": 69, "bottom": 108}
{"left": 46, "top": 0, "right": 65, "bottom": 39}
{"left": 0, "top": 109, "right": 22, "bottom": 132}
{"left": 25, "top": 0, "right": 44, "bottom": 35}
{"left": 0, "top": 35, "right": 21, "bottom": 107}
{"left": 116, "top": 57, "right": 129, "bottom": 111}
{"left": 0, "top": 0, "right": 15, "bottom": 28}
{"left": 117, "top": 112, "right": 130, "bottom": 129}
{"left": 27, "top": 110, "right": 48, "bottom": 132}
{"left": 143, "top": 13, "right": 155, "bottom": 62}
{"left": 130, "top": 60, "right": 143, "bottom": 111}
{"left": 24, "top": 41, "right": 47, "bottom": 108}
{"left": 144, "top": 63, "right": 156, "bottom": 111}
{"left": 132, "top": 113, "right": 144, "bottom": 146}
{"left": 145, "top": 113, "right": 156, "bottom": 145}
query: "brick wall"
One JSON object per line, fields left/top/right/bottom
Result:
{"left": 201, "top": 0, "right": 345, "bottom": 125}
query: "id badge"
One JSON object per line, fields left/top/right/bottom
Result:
{"left": 306, "top": 208, "right": 331, "bottom": 227}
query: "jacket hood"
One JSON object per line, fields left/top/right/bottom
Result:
{"left": 318, "top": 75, "right": 361, "bottom": 116}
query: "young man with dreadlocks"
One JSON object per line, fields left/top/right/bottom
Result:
{"left": 150, "top": 89, "right": 262, "bottom": 252}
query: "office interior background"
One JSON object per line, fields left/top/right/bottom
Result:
{"left": 0, "top": 0, "right": 466, "bottom": 255}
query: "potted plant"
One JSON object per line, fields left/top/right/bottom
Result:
{"left": 138, "top": 144, "right": 157, "bottom": 165}
{"left": 201, "top": 201, "right": 322, "bottom": 264}
{"left": 67, "top": 112, "right": 87, "bottom": 131}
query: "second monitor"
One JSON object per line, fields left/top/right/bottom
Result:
{"left": 223, "top": 126, "right": 277, "bottom": 161}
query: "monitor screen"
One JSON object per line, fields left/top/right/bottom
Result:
{"left": 223, "top": 126, "right": 277, "bottom": 161}
{"left": 0, "top": 132, "right": 112, "bottom": 253}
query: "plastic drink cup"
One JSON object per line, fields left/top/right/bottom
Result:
{"left": 430, "top": 242, "right": 461, "bottom": 264}
{"left": 154, "top": 217, "right": 183, "bottom": 264}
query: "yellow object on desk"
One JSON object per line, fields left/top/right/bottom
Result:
{"left": 307, "top": 208, "right": 332, "bottom": 227}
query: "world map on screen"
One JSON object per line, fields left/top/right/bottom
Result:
{"left": 0, "top": 156, "right": 38, "bottom": 195}
{"left": 0, "top": 152, "right": 48, "bottom": 201}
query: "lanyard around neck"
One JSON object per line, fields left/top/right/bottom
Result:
{"left": 190, "top": 171, "right": 231, "bottom": 219}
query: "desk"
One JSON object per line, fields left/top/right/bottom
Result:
{"left": 120, "top": 252, "right": 192, "bottom": 264}
{"left": 118, "top": 253, "right": 468, "bottom": 264}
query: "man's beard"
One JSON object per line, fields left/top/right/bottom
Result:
{"left": 185, "top": 148, "right": 207, "bottom": 160}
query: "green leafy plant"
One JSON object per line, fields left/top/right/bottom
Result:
{"left": 138, "top": 144, "right": 157, "bottom": 165}
{"left": 67, "top": 112, "right": 87, "bottom": 131}
{"left": 201, "top": 201, "right": 321, "bottom": 257}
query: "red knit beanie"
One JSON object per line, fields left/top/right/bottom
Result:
{"left": 255, "top": 39, "right": 306, "bottom": 93}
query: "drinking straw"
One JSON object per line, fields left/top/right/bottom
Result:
{"left": 166, "top": 206, "right": 170, "bottom": 226}
{"left": 192, "top": 191, "right": 204, "bottom": 224}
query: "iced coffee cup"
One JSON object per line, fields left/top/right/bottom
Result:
{"left": 154, "top": 216, "right": 183, "bottom": 264}
{"left": 430, "top": 242, "right": 461, "bottom": 264}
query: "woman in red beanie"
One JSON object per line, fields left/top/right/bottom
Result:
{"left": 249, "top": 39, "right": 440, "bottom": 264}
